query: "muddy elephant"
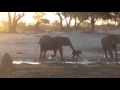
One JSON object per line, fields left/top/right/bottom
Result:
{"left": 35, "top": 35, "right": 76, "bottom": 60}
{"left": 101, "top": 34, "right": 120, "bottom": 60}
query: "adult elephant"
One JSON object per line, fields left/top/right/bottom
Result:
{"left": 101, "top": 34, "right": 120, "bottom": 60}
{"left": 35, "top": 35, "right": 76, "bottom": 60}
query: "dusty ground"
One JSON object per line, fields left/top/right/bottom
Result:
{"left": 1, "top": 30, "right": 120, "bottom": 78}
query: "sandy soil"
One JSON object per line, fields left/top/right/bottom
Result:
{"left": 0, "top": 31, "right": 104, "bottom": 60}
{"left": 0, "top": 30, "right": 120, "bottom": 78}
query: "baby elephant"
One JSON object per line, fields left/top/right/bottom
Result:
{"left": 72, "top": 50, "right": 82, "bottom": 59}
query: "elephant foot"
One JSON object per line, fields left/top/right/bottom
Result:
{"left": 43, "top": 56, "right": 46, "bottom": 58}
{"left": 110, "top": 58, "right": 114, "bottom": 61}
{"left": 104, "top": 56, "right": 108, "bottom": 58}
{"left": 61, "top": 58, "right": 64, "bottom": 61}
{"left": 39, "top": 56, "right": 46, "bottom": 60}
{"left": 104, "top": 55, "right": 108, "bottom": 58}
{"left": 39, "top": 57, "right": 42, "bottom": 60}
{"left": 115, "top": 58, "right": 119, "bottom": 62}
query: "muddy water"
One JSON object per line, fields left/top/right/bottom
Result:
{"left": 13, "top": 58, "right": 112, "bottom": 65}
{"left": 13, "top": 59, "right": 40, "bottom": 64}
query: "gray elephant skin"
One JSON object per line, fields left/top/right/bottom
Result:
{"left": 35, "top": 35, "right": 76, "bottom": 60}
{"left": 101, "top": 34, "right": 120, "bottom": 60}
{"left": 72, "top": 50, "right": 82, "bottom": 59}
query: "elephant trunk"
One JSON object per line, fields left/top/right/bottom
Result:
{"left": 69, "top": 43, "right": 76, "bottom": 51}
{"left": 116, "top": 35, "right": 120, "bottom": 44}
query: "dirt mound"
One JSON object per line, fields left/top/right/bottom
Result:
{"left": 0, "top": 52, "right": 16, "bottom": 77}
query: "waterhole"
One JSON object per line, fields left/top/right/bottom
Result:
{"left": 13, "top": 58, "right": 102, "bottom": 65}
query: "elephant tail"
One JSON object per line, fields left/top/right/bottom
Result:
{"left": 35, "top": 43, "right": 40, "bottom": 52}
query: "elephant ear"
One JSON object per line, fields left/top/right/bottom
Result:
{"left": 57, "top": 37, "right": 69, "bottom": 46}
{"left": 109, "top": 36, "right": 119, "bottom": 45}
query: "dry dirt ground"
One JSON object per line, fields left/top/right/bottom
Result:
{"left": 1, "top": 30, "right": 120, "bottom": 78}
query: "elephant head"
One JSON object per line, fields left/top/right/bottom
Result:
{"left": 57, "top": 36, "right": 75, "bottom": 51}
{"left": 108, "top": 35, "right": 120, "bottom": 45}
{"left": 115, "top": 35, "right": 120, "bottom": 44}
{"left": 101, "top": 34, "right": 120, "bottom": 60}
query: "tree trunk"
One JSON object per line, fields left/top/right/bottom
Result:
{"left": 11, "top": 12, "right": 17, "bottom": 33}
{"left": 65, "top": 17, "right": 69, "bottom": 29}
{"left": 8, "top": 12, "right": 12, "bottom": 32}
{"left": 60, "top": 16, "right": 63, "bottom": 31}
{"left": 68, "top": 15, "right": 72, "bottom": 30}
{"left": 74, "top": 17, "right": 77, "bottom": 30}
{"left": 8, "top": 12, "right": 25, "bottom": 33}
{"left": 76, "top": 16, "right": 88, "bottom": 31}
{"left": 76, "top": 19, "right": 84, "bottom": 31}
{"left": 90, "top": 18, "right": 95, "bottom": 32}
{"left": 114, "top": 18, "right": 117, "bottom": 30}
{"left": 11, "top": 21, "right": 17, "bottom": 33}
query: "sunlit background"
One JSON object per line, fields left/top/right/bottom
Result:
{"left": 18, "top": 12, "right": 103, "bottom": 25}
{"left": 0, "top": 12, "right": 102, "bottom": 25}
{"left": 0, "top": 12, "right": 119, "bottom": 32}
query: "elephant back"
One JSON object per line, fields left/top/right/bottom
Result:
{"left": 39, "top": 35, "right": 58, "bottom": 45}
{"left": 101, "top": 34, "right": 119, "bottom": 45}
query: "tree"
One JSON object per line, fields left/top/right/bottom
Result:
{"left": 41, "top": 19, "right": 50, "bottom": 25}
{"left": 75, "top": 12, "right": 88, "bottom": 31}
{"left": 62, "top": 12, "right": 73, "bottom": 30}
{"left": 110, "top": 12, "right": 120, "bottom": 30}
{"left": 34, "top": 21, "right": 40, "bottom": 33}
{"left": 8, "top": 12, "right": 25, "bottom": 33}
{"left": 54, "top": 12, "right": 63, "bottom": 31}
{"left": 33, "top": 12, "right": 46, "bottom": 22}
{"left": 52, "top": 20, "right": 60, "bottom": 26}
{"left": 87, "top": 12, "right": 112, "bottom": 32}
{"left": 87, "top": 12, "right": 100, "bottom": 32}
{"left": 0, "top": 20, "right": 8, "bottom": 32}
{"left": 33, "top": 12, "right": 46, "bottom": 32}
{"left": 72, "top": 12, "right": 79, "bottom": 29}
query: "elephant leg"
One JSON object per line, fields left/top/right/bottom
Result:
{"left": 51, "top": 49, "right": 57, "bottom": 57}
{"left": 39, "top": 48, "right": 43, "bottom": 59}
{"left": 43, "top": 50, "right": 47, "bottom": 58}
{"left": 114, "top": 46, "right": 118, "bottom": 60}
{"left": 104, "top": 49, "right": 108, "bottom": 58}
{"left": 77, "top": 54, "right": 81, "bottom": 59}
{"left": 77, "top": 54, "right": 79, "bottom": 58}
{"left": 109, "top": 50, "right": 113, "bottom": 60}
{"left": 72, "top": 55, "right": 74, "bottom": 58}
{"left": 79, "top": 55, "right": 82, "bottom": 59}
{"left": 58, "top": 47, "right": 64, "bottom": 60}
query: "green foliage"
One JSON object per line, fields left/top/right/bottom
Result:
{"left": 32, "top": 12, "right": 46, "bottom": 23}
{"left": 0, "top": 20, "right": 8, "bottom": 31}
{"left": 51, "top": 20, "right": 60, "bottom": 26}
{"left": 17, "top": 22, "right": 26, "bottom": 29}
{"left": 41, "top": 19, "right": 50, "bottom": 24}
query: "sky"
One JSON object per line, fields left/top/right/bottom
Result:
{"left": 21, "top": 12, "right": 60, "bottom": 24}
{"left": 17, "top": 12, "right": 102, "bottom": 25}
{"left": 0, "top": 12, "right": 102, "bottom": 25}
{"left": 0, "top": 12, "right": 60, "bottom": 24}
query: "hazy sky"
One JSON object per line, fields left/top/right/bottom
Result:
{"left": 18, "top": 12, "right": 102, "bottom": 25}
{"left": 0, "top": 12, "right": 60, "bottom": 24}
{"left": 21, "top": 12, "right": 60, "bottom": 24}
{"left": 0, "top": 12, "right": 102, "bottom": 25}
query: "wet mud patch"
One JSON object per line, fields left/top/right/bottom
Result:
{"left": 5, "top": 61, "right": 120, "bottom": 78}
{"left": 16, "top": 52, "right": 30, "bottom": 54}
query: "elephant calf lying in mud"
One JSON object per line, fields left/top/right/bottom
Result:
{"left": 101, "top": 34, "right": 120, "bottom": 60}
{"left": 35, "top": 35, "right": 76, "bottom": 60}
